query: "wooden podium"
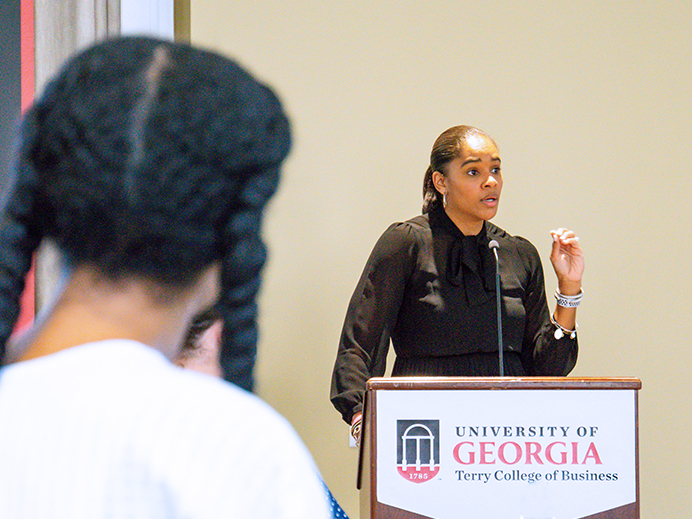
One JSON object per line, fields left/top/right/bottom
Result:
{"left": 358, "top": 377, "right": 641, "bottom": 519}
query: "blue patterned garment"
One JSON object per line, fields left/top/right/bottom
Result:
{"left": 324, "top": 482, "right": 350, "bottom": 519}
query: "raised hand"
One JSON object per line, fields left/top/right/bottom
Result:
{"left": 549, "top": 228, "right": 584, "bottom": 294}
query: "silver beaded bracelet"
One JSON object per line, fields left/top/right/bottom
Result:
{"left": 554, "top": 287, "right": 583, "bottom": 308}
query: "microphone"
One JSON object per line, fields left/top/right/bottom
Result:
{"left": 488, "top": 240, "right": 504, "bottom": 376}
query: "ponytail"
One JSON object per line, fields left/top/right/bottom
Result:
{"left": 422, "top": 164, "right": 442, "bottom": 214}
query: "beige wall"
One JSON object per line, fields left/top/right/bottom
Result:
{"left": 190, "top": 2, "right": 691, "bottom": 517}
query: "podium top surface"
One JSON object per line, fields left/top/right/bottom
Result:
{"left": 365, "top": 376, "right": 642, "bottom": 391}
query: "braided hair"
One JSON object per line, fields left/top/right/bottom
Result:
{"left": 0, "top": 37, "right": 290, "bottom": 390}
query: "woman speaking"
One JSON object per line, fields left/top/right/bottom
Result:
{"left": 330, "top": 125, "right": 584, "bottom": 439}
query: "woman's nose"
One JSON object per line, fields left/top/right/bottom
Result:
{"left": 485, "top": 175, "right": 498, "bottom": 187}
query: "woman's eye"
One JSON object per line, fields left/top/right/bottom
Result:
{"left": 467, "top": 169, "right": 479, "bottom": 176}
{"left": 492, "top": 167, "right": 501, "bottom": 175}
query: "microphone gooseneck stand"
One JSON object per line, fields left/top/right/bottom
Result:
{"left": 488, "top": 240, "right": 504, "bottom": 377}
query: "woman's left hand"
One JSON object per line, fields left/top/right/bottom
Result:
{"left": 549, "top": 228, "right": 584, "bottom": 294}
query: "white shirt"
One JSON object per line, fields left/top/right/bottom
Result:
{"left": 0, "top": 340, "right": 330, "bottom": 519}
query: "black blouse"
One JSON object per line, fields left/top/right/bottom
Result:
{"left": 330, "top": 208, "right": 578, "bottom": 424}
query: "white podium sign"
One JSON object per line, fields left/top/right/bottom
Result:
{"left": 362, "top": 378, "right": 639, "bottom": 519}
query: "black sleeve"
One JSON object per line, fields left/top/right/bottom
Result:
{"left": 330, "top": 223, "right": 417, "bottom": 424}
{"left": 518, "top": 238, "right": 578, "bottom": 376}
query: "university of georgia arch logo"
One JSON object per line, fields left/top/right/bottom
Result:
{"left": 396, "top": 420, "right": 440, "bottom": 483}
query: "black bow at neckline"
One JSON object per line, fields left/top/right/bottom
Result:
{"left": 432, "top": 208, "right": 496, "bottom": 307}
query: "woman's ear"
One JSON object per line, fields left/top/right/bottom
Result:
{"left": 431, "top": 170, "right": 446, "bottom": 195}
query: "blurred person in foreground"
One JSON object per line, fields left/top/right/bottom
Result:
{"left": 0, "top": 36, "right": 329, "bottom": 519}
{"left": 178, "top": 309, "right": 350, "bottom": 519}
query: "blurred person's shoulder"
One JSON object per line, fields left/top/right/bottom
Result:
{"left": 0, "top": 339, "right": 331, "bottom": 519}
